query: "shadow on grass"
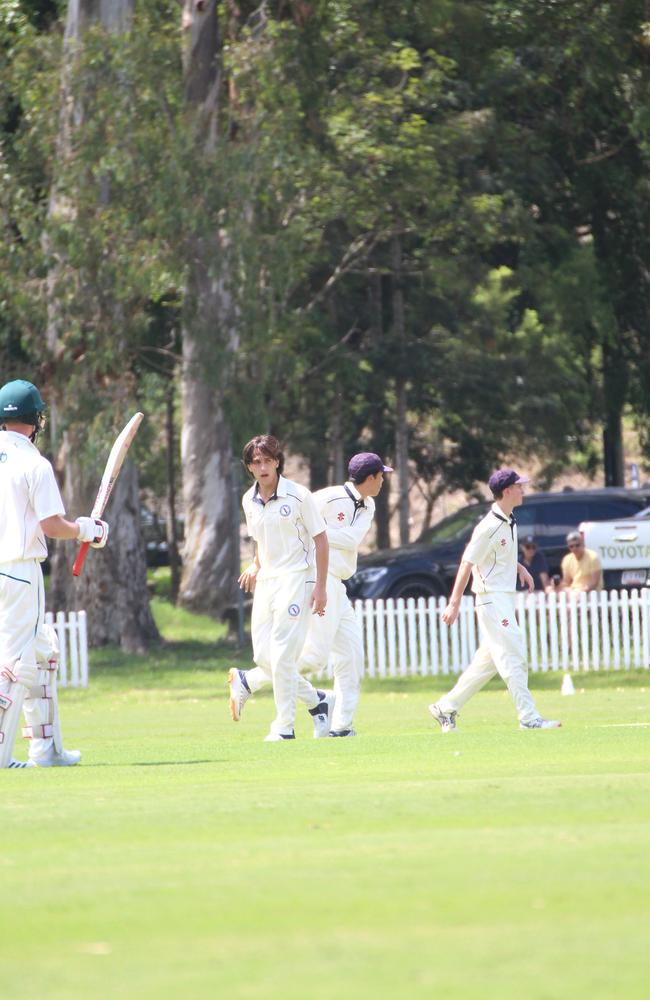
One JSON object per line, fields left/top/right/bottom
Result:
{"left": 86, "top": 758, "right": 225, "bottom": 767}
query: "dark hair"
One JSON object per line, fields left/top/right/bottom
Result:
{"left": 242, "top": 435, "right": 285, "bottom": 475}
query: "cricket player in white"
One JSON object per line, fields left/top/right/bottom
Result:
{"left": 0, "top": 379, "right": 109, "bottom": 768}
{"left": 430, "top": 468, "right": 561, "bottom": 732}
{"left": 230, "top": 452, "right": 392, "bottom": 737}
{"left": 230, "top": 435, "right": 328, "bottom": 741}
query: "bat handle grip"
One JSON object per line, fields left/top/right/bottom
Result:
{"left": 72, "top": 542, "right": 91, "bottom": 578}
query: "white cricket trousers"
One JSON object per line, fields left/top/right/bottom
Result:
{"left": 0, "top": 559, "right": 56, "bottom": 757}
{"left": 438, "top": 592, "right": 540, "bottom": 724}
{"left": 248, "top": 569, "right": 313, "bottom": 736}
{"left": 297, "top": 575, "right": 364, "bottom": 731}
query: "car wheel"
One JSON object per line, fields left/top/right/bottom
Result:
{"left": 387, "top": 577, "right": 443, "bottom": 600}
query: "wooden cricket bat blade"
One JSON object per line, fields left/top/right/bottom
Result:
{"left": 72, "top": 412, "right": 144, "bottom": 577}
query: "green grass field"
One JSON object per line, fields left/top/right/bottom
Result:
{"left": 3, "top": 597, "right": 650, "bottom": 1000}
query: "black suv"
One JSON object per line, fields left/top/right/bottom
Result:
{"left": 345, "top": 488, "right": 650, "bottom": 600}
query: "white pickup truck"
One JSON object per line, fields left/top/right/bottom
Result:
{"left": 580, "top": 510, "right": 650, "bottom": 589}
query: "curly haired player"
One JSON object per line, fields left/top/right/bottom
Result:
{"left": 229, "top": 435, "right": 328, "bottom": 742}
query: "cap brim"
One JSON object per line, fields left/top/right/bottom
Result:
{"left": 382, "top": 465, "right": 394, "bottom": 473}
{"left": 515, "top": 475, "right": 530, "bottom": 484}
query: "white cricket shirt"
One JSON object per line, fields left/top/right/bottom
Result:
{"left": 462, "top": 502, "right": 519, "bottom": 594}
{"left": 242, "top": 475, "right": 326, "bottom": 579}
{"left": 312, "top": 481, "right": 375, "bottom": 580}
{"left": 0, "top": 431, "right": 65, "bottom": 562}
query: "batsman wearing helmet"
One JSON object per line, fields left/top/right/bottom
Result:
{"left": 0, "top": 379, "right": 109, "bottom": 768}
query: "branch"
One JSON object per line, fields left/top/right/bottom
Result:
{"left": 574, "top": 135, "right": 631, "bottom": 166}
{"left": 299, "top": 232, "right": 381, "bottom": 315}
{"left": 303, "top": 321, "right": 360, "bottom": 377}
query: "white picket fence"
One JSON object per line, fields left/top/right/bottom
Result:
{"left": 44, "top": 610, "right": 89, "bottom": 688}
{"left": 354, "top": 589, "right": 650, "bottom": 677}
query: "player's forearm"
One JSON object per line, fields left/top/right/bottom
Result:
{"left": 313, "top": 531, "right": 329, "bottom": 586}
{"left": 40, "top": 515, "right": 81, "bottom": 540}
{"left": 448, "top": 560, "right": 473, "bottom": 605}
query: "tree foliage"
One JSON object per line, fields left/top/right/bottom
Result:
{"left": 1, "top": 0, "right": 649, "bottom": 568}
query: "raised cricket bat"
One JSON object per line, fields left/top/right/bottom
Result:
{"left": 72, "top": 411, "right": 144, "bottom": 577}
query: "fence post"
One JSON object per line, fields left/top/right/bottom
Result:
{"left": 427, "top": 598, "right": 440, "bottom": 677}
{"left": 406, "top": 598, "right": 418, "bottom": 676}
{"left": 78, "top": 610, "right": 89, "bottom": 687}
{"left": 375, "top": 599, "right": 387, "bottom": 678}
{"left": 621, "top": 590, "right": 631, "bottom": 670}
{"left": 630, "top": 587, "right": 641, "bottom": 667}
{"left": 364, "top": 599, "right": 376, "bottom": 678}
{"left": 538, "top": 591, "right": 549, "bottom": 672}
{"left": 438, "top": 597, "right": 449, "bottom": 675}
{"left": 610, "top": 589, "right": 621, "bottom": 670}
{"left": 417, "top": 598, "right": 429, "bottom": 677}
{"left": 599, "top": 591, "right": 610, "bottom": 671}
{"left": 386, "top": 598, "right": 397, "bottom": 677}
{"left": 55, "top": 610, "right": 68, "bottom": 687}
{"left": 396, "top": 599, "right": 407, "bottom": 677}
{"left": 527, "top": 593, "right": 539, "bottom": 672}
{"left": 449, "top": 603, "right": 461, "bottom": 673}
{"left": 642, "top": 589, "right": 650, "bottom": 669}
{"left": 588, "top": 590, "right": 600, "bottom": 671}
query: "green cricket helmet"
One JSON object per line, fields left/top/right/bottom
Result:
{"left": 0, "top": 380, "right": 47, "bottom": 434}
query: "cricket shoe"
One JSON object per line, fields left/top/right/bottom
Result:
{"left": 31, "top": 748, "right": 81, "bottom": 767}
{"left": 428, "top": 702, "right": 458, "bottom": 733}
{"left": 228, "top": 667, "right": 251, "bottom": 721}
{"left": 329, "top": 729, "right": 357, "bottom": 737}
{"left": 7, "top": 758, "right": 36, "bottom": 769}
{"left": 519, "top": 718, "right": 562, "bottom": 730}
{"left": 309, "top": 690, "right": 336, "bottom": 738}
{"left": 264, "top": 730, "right": 296, "bottom": 742}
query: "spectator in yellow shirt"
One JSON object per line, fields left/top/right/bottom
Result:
{"left": 560, "top": 530, "right": 603, "bottom": 592}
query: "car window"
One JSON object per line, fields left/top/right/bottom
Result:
{"left": 534, "top": 497, "right": 645, "bottom": 546}
{"left": 585, "top": 499, "right": 645, "bottom": 519}
{"left": 420, "top": 503, "right": 488, "bottom": 544}
{"left": 514, "top": 504, "right": 537, "bottom": 531}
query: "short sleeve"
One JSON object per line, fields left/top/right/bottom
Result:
{"left": 462, "top": 524, "right": 492, "bottom": 566}
{"left": 300, "top": 490, "right": 327, "bottom": 538}
{"left": 30, "top": 459, "right": 65, "bottom": 521}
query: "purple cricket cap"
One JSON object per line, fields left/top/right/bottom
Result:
{"left": 348, "top": 452, "right": 394, "bottom": 480}
{"left": 488, "top": 468, "right": 530, "bottom": 494}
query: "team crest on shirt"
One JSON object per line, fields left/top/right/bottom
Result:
{"left": 288, "top": 603, "right": 300, "bottom": 617}
{"left": 279, "top": 504, "right": 291, "bottom": 517}
{"left": 502, "top": 618, "right": 509, "bottom": 627}
{"left": 500, "top": 538, "right": 507, "bottom": 546}
{"left": 337, "top": 511, "right": 345, "bottom": 521}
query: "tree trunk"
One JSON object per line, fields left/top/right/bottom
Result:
{"left": 165, "top": 382, "right": 182, "bottom": 603}
{"left": 602, "top": 335, "right": 626, "bottom": 486}
{"left": 178, "top": 1, "right": 238, "bottom": 616}
{"left": 368, "top": 268, "right": 391, "bottom": 549}
{"left": 391, "top": 236, "right": 410, "bottom": 545}
{"left": 330, "top": 394, "right": 345, "bottom": 485}
{"left": 47, "top": 447, "right": 158, "bottom": 652}
{"left": 45, "top": 0, "right": 158, "bottom": 651}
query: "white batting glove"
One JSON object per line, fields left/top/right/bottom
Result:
{"left": 76, "top": 516, "right": 110, "bottom": 548}
{"left": 13, "top": 659, "right": 38, "bottom": 691}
